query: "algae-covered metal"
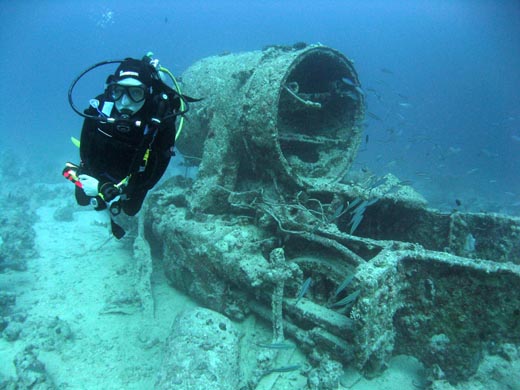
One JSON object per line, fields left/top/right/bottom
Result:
{"left": 146, "top": 45, "right": 520, "bottom": 387}
{"left": 177, "top": 44, "right": 364, "bottom": 197}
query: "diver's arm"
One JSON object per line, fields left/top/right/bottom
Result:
{"left": 79, "top": 118, "right": 95, "bottom": 172}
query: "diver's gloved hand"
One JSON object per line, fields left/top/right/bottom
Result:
{"left": 99, "top": 182, "right": 120, "bottom": 202}
{"left": 78, "top": 174, "right": 100, "bottom": 197}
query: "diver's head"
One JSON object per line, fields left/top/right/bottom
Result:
{"left": 106, "top": 58, "right": 154, "bottom": 115}
{"left": 109, "top": 77, "right": 147, "bottom": 115}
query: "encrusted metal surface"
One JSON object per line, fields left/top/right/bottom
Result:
{"left": 146, "top": 45, "right": 520, "bottom": 386}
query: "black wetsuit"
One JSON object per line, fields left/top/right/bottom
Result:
{"left": 75, "top": 95, "right": 176, "bottom": 215}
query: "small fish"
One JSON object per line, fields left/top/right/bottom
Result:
{"left": 369, "top": 177, "right": 386, "bottom": 189}
{"left": 331, "top": 289, "right": 361, "bottom": 308}
{"left": 341, "top": 77, "right": 356, "bottom": 87}
{"left": 365, "top": 134, "right": 369, "bottom": 144}
{"left": 367, "top": 112, "right": 382, "bottom": 121}
{"left": 398, "top": 102, "right": 411, "bottom": 108}
{"left": 348, "top": 197, "right": 379, "bottom": 235}
{"left": 366, "top": 87, "right": 382, "bottom": 101}
{"left": 345, "top": 198, "right": 363, "bottom": 212}
{"left": 344, "top": 91, "right": 359, "bottom": 101}
{"left": 296, "top": 277, "right": 312, "bottom": 303}
{"left": 256, "top": 342, "right": 294, "bottom": 350}
{"left": 351, "top": 200, "right": 369, "bottom": 214}
{"left": 334, "top": 274, "right": 355, "bottom": 297}
{"left": 479, "top": 149, "right": 498, "bottom": 158}
{"left": 328, "top": 204, "right": 345, "bottom": 222}
{"left": 366, "top": 198, "right": 379, "bottom": 207}
{"left": 455, "top": 199, "right": 462, "bottom": 207}
{"left": 448, "top": 146, "right": 461, "bottom": 154}
{"left": 263, "top": 364, "right": 301, "bottom": 375}
{"left": 349, "top": 211, "right": 364, "bottom": 234}
{"left": 380, "top": 67, "right": 394, "bottom": 74}
{"left": 354, "top": 86, "right": 365, "bottom": 96}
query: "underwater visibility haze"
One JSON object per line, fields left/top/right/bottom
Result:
{"left": 0, "top": 0, "right": 519, "bottom": 213}
{"left": 1, "top": 1, "right": 520, "bottom": 389}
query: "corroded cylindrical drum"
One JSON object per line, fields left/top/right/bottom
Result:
{"left": 178, "top": 44, "right": 364, "bottom": 188}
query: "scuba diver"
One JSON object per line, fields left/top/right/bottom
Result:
{"left": 63, "top": 53, "right": 194, "bottom": 238}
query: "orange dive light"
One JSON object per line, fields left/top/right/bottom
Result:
{"left": 62, "top": 162, "right": 83, "bottom": 189}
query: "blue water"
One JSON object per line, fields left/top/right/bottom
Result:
{"left": 1, "top": 0, "right": 519, "bottom": 214}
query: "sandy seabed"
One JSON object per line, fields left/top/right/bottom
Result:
{"left": 1, "top": 196, "right": 515, "bottom": 390}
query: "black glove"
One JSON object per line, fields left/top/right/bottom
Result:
{"left": 99, "top": 182, "right": 120, "bottom": 202}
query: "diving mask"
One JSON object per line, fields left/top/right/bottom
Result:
{"left": 107, "top": 84, "right": 147, "bottom": 103}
